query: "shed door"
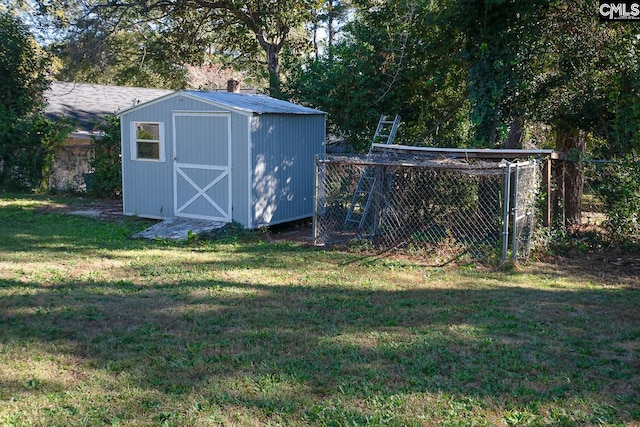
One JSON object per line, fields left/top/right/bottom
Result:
{"left": 173, "top": 112, "right": 232, "bottom": 222}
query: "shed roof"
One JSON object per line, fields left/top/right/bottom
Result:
{"left": 117, "top": 90, "right": 326, "bottom": 116}
{"left": 182, "top": 91, "right": 326, "bottom": 115}
{"left": 45, "top": 82, "right": 172, "bottom": 131}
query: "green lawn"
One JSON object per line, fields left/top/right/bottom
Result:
{"left": 0, "top": 194, "right": 638, "bottom": 426}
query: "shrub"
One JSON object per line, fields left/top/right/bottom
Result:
{"left": 592, "top": 157, "right": 640, "bottom": 242}
{"left": 0, "top": 115, "right": 72, "bottom": 191}
{"left": 0, "top": 11, "right": 70, "bottom": 191}
{"left": 89, "top": 114, "right": 122, "bottom": 198}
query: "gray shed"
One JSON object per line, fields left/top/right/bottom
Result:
{"left": 118, "top": 90, "right": 326, "bottom": 228}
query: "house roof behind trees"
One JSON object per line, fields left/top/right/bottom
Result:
{"left": 45, "top": 81, "right": 173, "bottom": 133}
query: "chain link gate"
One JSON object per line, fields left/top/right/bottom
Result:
{"left": 314, "top": 152, "right": 540, "bottom": 263}
{"left": 507, "top": 161, "right": 540, "bottom": 261}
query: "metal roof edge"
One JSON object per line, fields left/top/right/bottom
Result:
{"left": 183, "top": 90, "right": 326, "bottom": 115}
{"left": 117, "top": 90, "right": 326, "bottom": 117}
{"left": 180, "top": 91, "right": 256, "bottom": 116}
{"left": 116, "top": 91, "right": 181, "bottom": 116}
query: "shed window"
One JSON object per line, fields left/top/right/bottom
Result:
{"left": 133, "top": 122, "right": 164, "bottom": 161}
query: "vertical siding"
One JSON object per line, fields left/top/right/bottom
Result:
{"left": 174, "top": 114, "right": 229, "bottom": 164}
{"left": 251, "top": 114, "right": 326, "bottom": 227}
{"left": 121, "top": 94, "right": 231, "bottom": 219}
{"left": 229, "top": 113, "right": 251, "bottom": 227}
{"left": 121, "top": 104, "right": 174, "bottom": 219}
{"left": 121, "top": 92, "right": 326, "bottom": 227}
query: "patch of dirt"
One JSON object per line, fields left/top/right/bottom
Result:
{"left": 83, "top": 199, "right": 124, "bottom": 220}
{"left": 530, "top": 249, "right": 640, "bottom": 287}
{"left": 265, "top": 219, "right": 315, "bottom": 244}
{"left": 35, "top": 197, "right": 124, "bottom": 220}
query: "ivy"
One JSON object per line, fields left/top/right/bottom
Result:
{"left": 0, "top": 11, "right": 73, "bottom": 191}
{"left": 0, "top": 114, "right": 72, "bottom": 191}
{"left": 591, "top": 158, "right": 640, "bottom": 242}
{"left": 89, "top": 114, "right": 122, "bottom": 198}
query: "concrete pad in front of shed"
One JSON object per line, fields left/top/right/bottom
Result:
{"left": 133, "top": 217, "right": 226, "bottom": 241}
{"left": 70, "top": 209, "right": 103, "bottom": 219}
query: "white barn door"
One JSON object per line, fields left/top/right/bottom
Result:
{"left": 173, "top": 112, "right": 232, "bottom": 222}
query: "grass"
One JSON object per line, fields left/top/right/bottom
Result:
{"left": 0, "top": 193, "right": 639, "bottom": 426}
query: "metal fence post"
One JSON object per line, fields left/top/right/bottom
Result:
{"left": 313, "top": 155, "right": 319, "bottom": 244}
{"left": 511, "top": 163, "right": 520, "bottom": 261}
{"left": 502, "top": 162, "right": 512, "bottom": 264}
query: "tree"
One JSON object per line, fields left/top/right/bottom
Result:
{"left": 524, "top": 1, "right": 640, "bottom": 224}
{"left": 310, "top": 0, "right": 352, "bottom": 61}
{"left": 0, "top": 11, "right": 71, "bottom": 190}
{"left": 0, "top": 11, "right": 48, "bottom": 122}
{"left": 52, "top": 19, "right": 189, "bottom": 89}
{"left": 12, "top": 0, "right": 190, "bottom": 89}
{"left": 286, "top": 0, "right": 472, "bottom": 150}
{"left": 431, "top": 0, "right": 555, "bottom": 147}
{"left": 70, "top": 0, "right": 319, "bottom": 95}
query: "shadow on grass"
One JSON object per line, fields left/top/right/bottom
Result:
{"left": 1, "top": 273, "right": 639, "bottom": 424}
{"left": 1, "top": 195, "right": 639, "bottom": 424}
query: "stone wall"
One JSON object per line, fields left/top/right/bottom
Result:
{"left": 50, "top": 137, "right": 93, "bottom": 191}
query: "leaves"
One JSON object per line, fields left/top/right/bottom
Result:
{"left": 90, "top": 114, "right": 122, "bottom": 198}
{"left": 591, "top": 158, "right": 640, "bottom": 240}
{"left": 0, "top": 11, "right": 70, "bottom": 191}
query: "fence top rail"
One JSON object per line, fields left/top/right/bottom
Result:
{"left": 371, "top": 144, "right": 559, "bottom": 160}
{"left": 320, "top": 154, "right": 512, "bottom": 174}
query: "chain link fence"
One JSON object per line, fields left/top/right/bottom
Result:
{"left": 314, "top": 151, "right": 540, "bottom": 262}
{"left": 510, "top": 161, "right": 540, "bottom": 260}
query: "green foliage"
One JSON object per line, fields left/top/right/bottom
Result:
{"left": 52, "top": 19, "right": 189, "bottom": 89}
{"left": 603, "top": 73, "right": 640, "bottom": 159}
{"left": 0, "top": 114, "right": 73, "bottom": 191}
{"left": 285, "top": 0, "right": 473, "bottom": 151}
{"left": 288, "top": 0, "right": 640, "bottom": 157}
{"left": 285, "top": 41, "right": 387, "bottom": 151}
{"left": 89, "top": 114, "right": 122, "bottom": 198}
{"left": 0, "top": 11, "right": 48, "bottom": 118}
{"left": 592, "top": 158, "right": 640, "bottom": 242}
{"left": 19, "top": 0, "right": 640, "bottom": 162}
{"left": 45, "top": 0, "right": 317, "bottom": 94}
{"left": 446, "top": 0, "right": 551, "bottom": 146}
{"left": 0, "top": 11, "right": 72, "bottom": 191}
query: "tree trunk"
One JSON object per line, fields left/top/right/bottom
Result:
{"left": 327, "top": 0, "right": 335, "bottom": 63}
{"left": 267, "top": 47, "right": 281, "bottom": 97}
{"left": 556, "top": 126, "right": 586, "bottom": 226}
{"left": 257, "top": 35, "right": 283, "bottom": 97}
{"left": 312, "top": 20, "right": 319, "bottom": 61}
{"left": 504, "top": 117, "right": 523, "bottom": 149}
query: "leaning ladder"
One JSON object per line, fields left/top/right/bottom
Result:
{"left": 344, "top": 115, "right": 401, "bottom": 230}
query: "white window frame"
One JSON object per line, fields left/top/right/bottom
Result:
{"left": 131, "top": 121, "right": 165, "bottom": 162}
